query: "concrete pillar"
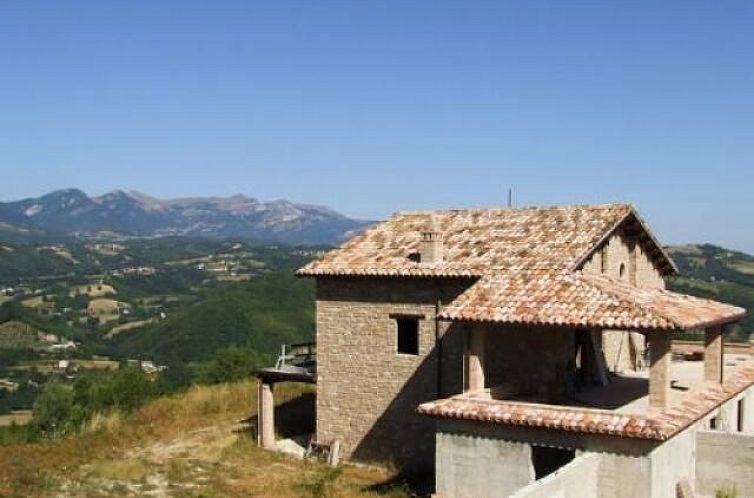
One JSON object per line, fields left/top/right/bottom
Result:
{"left": 648, "top": 331, "right": 671, "bottom": 411}
{"left": 466, "top": 326, "right": 486, "bottom": 392}
{"left": 257, "top": 381, "right": 275, "bottom": 449}
{"left": 705, "top": 325, "right": 724, "bottom": 383}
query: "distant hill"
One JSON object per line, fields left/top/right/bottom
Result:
{"left": 667, "top": 244, "right": 754, "bottom": 340}
{"left": 0, "top": 321, "right": 47, "bottom": 350}
{"left": 0, "top": 189, "right": 372, "bottom": 245}
{"left": 106, "top": 271, "right": 314, "bottom": 364}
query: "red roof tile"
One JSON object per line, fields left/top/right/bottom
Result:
{"left": 298, "top": 204, "right": 647, "bottom": 277}
{"left": 418, "top": 366, "right": 754, "bottom": 440}
{"left": 439, "top": 272, "right": 745, "bottom": 330}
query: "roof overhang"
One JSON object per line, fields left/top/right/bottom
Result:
{"left": 439, "top": 272, "right": 746, "bottom": 331}
{"left": 418, "top": 365, "right": 754, "bottom": 441}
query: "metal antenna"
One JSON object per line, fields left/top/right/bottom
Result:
{"left": 507, "top": 188, "right": 513, "bottom": 208}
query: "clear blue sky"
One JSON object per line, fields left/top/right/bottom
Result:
{"left": 1, "top": 1, "right": 752, "bottom": 251}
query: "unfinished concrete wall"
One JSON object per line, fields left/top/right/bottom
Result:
{"left": 433, "top": 417, "right": 718, "bottom": 498}
{"left": 508, "top": 453, "right": 600, "bottom": 498}
{"left": 648, "top": 422, "right": 697, "bottom": 498}
{"left": 702, "top": 387, "right": 754, "bottom": 434}
{"left": 593, "top": 451, "right": 653, "bottom": 498}
{"left": 744, "top": 387, "right": 754, "bottom": 433}
{"left": 315, "top": 277, "right": 470, "bottom": 470}
{"left": 435, "top": 418, "right": 658, "bottom": 498}
{"left": 696, "top": 431, "right": 754, "bottom": 498}
{"left": 436, "top": 430, "right": 535, "bottom": 498}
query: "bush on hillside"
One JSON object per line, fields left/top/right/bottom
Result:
{"left": 196, "top": 345, "right": 265, "bottom": 385}
{"left": 30, "top": 382, "right": 74, "bottom": 436}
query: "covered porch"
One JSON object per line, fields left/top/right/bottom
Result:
{"left": 461, "top": 323, "right": 741, "bottom": 415}
{"left": 435, "top": 270, "right": 747, "bottom": 416}
{"left": 421, "top": 276, "right": 749, "bottom": 498}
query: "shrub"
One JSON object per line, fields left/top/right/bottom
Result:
{"left": 30, "top": 382, "right": 74, "bottom": 436}
{"left": 717, "top": 488, "right": 738, "bottom": 498}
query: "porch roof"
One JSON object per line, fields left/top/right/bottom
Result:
{"left": 418, "top": 365, "right": 754, "bottom": 441}
{"left": 439, "top": 271, "right": 745, "bottom": 331}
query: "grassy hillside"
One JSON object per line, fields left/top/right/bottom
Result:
{"left": 667, "top": 244, "right": 754, "bottom": 340}
{"left": 0, "top": 321, "right": 45, "bottom": 350}
{"left": 106, "top": 271, "right": 315, "bottom": 365}
{"left": 0, "top": 380, "right": 409, "bottom": 498}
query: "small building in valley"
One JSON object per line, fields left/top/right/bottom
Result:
{"left": 272, "top": 203, "right": 751, "bottom": 498}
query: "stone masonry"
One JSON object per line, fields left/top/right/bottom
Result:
{"left": 581, "top": 228, "right": 665, "bottom": 373}
{"left": 315, "top": 277, "right": 470, "bottom": 470}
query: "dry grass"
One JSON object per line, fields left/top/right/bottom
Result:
{"left": 70, "top": 284, "right": 117, "bottom": 298}
{"left": 106, "top": 318, "right": 157, "bottom": 338}
{"left": 0, "top": 411, "right": 32, "bottom": 427}
{"left": 0, "top": 381, "right": 411, "bottom": 498}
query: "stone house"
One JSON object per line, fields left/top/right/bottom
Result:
{"left": 288, "top": 204, "right": 751, "bottom": 498}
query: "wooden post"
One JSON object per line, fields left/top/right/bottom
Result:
{"left": 257, "top": 381, "right": 275, "bottom": 449}
{"left": 648, "top": 331, "right": 671, "bottom": 411}
{"left": 466, "top": 326, "right": 486, "bottom": 393}
{"left": 705, "top": 325, "right": 724, "bottom": 383}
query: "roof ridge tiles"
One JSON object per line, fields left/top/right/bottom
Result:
{"left": 394, "top": 203, "right": 633, "bottom": 217}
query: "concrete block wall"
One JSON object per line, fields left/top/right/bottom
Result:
{"left": 508, "top": 453, "right": 600, "bottom": 498}
{"left": 436, "top": 430, "right": 535, "bottom": 498}
{"left": 696, "top": 431, "right": 754, "bottom": 498}
{"left": 433, "top": 417, "right": 714, "bottom": 498}
{"left": 648, "top": 423, "right": 697, "bottom": 498}
{"left": 314, "top": 277, "right": 470, "bottom": 469}
{"left": 434, "top": 419, "right": 658, "bottom": 498}
{"left": 702, "top": 385, "right": 754, "bottom": 434}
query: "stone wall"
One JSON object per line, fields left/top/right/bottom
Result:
{"left": 485, "top": 325, "right": 576, "bottom": 399}
{"left": 315, "top": 277, "right": 470, "bottom": 470}
{"left": 315, "top": 273, "right": 586, "bottom": 471}
{"left": 580, "top": 225, "right": 666, "bottom": 372}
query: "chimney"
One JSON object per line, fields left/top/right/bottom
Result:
{"left": 420, "top": 214, "right": 443, "bottom": 264}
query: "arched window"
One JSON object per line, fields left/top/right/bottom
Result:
{"left": 619, "top": 263, "right": 627, "bottom": 280}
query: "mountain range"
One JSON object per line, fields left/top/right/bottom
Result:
{"left": 0, "top": 189, "right": 371, "bottom": 245}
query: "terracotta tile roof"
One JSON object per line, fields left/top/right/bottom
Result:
{"left": 298, "top": 204, "right": 642, "bottom": 277}
{"left": 439, "top": 272, "right": 746, "bottom": 330}
{"left": 418, "top": 365, "right": 754, "bottom": 440}
{"left": 298, "top": 202, "right": 742, "bottom": 330}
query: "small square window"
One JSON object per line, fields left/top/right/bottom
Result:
{"left": 396, "top": 318, "right": 419, "bottom": 355}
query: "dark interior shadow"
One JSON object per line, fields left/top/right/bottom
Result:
{"left": 240, "top": 391, "right": 315, "bottom": 439}
{"left": 276, "top": 392, "right": 315, "bottom": 438}
{"left": 364, "top": 469, "right": 434, "bottom": 497}
{"left": 567, "top": 375, "right": 648, "bottom": 410}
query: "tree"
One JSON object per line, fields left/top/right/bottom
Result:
{"left": 197, "top": 345, "right": 264, "bottom": 385}
{"left": 30, "top": 382, "right": 74, "bottom": 436}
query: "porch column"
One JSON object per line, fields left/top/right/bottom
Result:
{"left": 257, "top": 381, "right": 275, "bottom": 449}
{"left": 648, "top": 331, "right": 671, "bottom": 411}
{"left": 466, "top": 326, "right": 486, "bottom": 392}
{"left": 704, "top": 325, "right": 724, "bottom": 383}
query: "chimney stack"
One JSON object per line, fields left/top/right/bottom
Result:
{"left": 420, "top": 214, "right": 443, "bottom": 264}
